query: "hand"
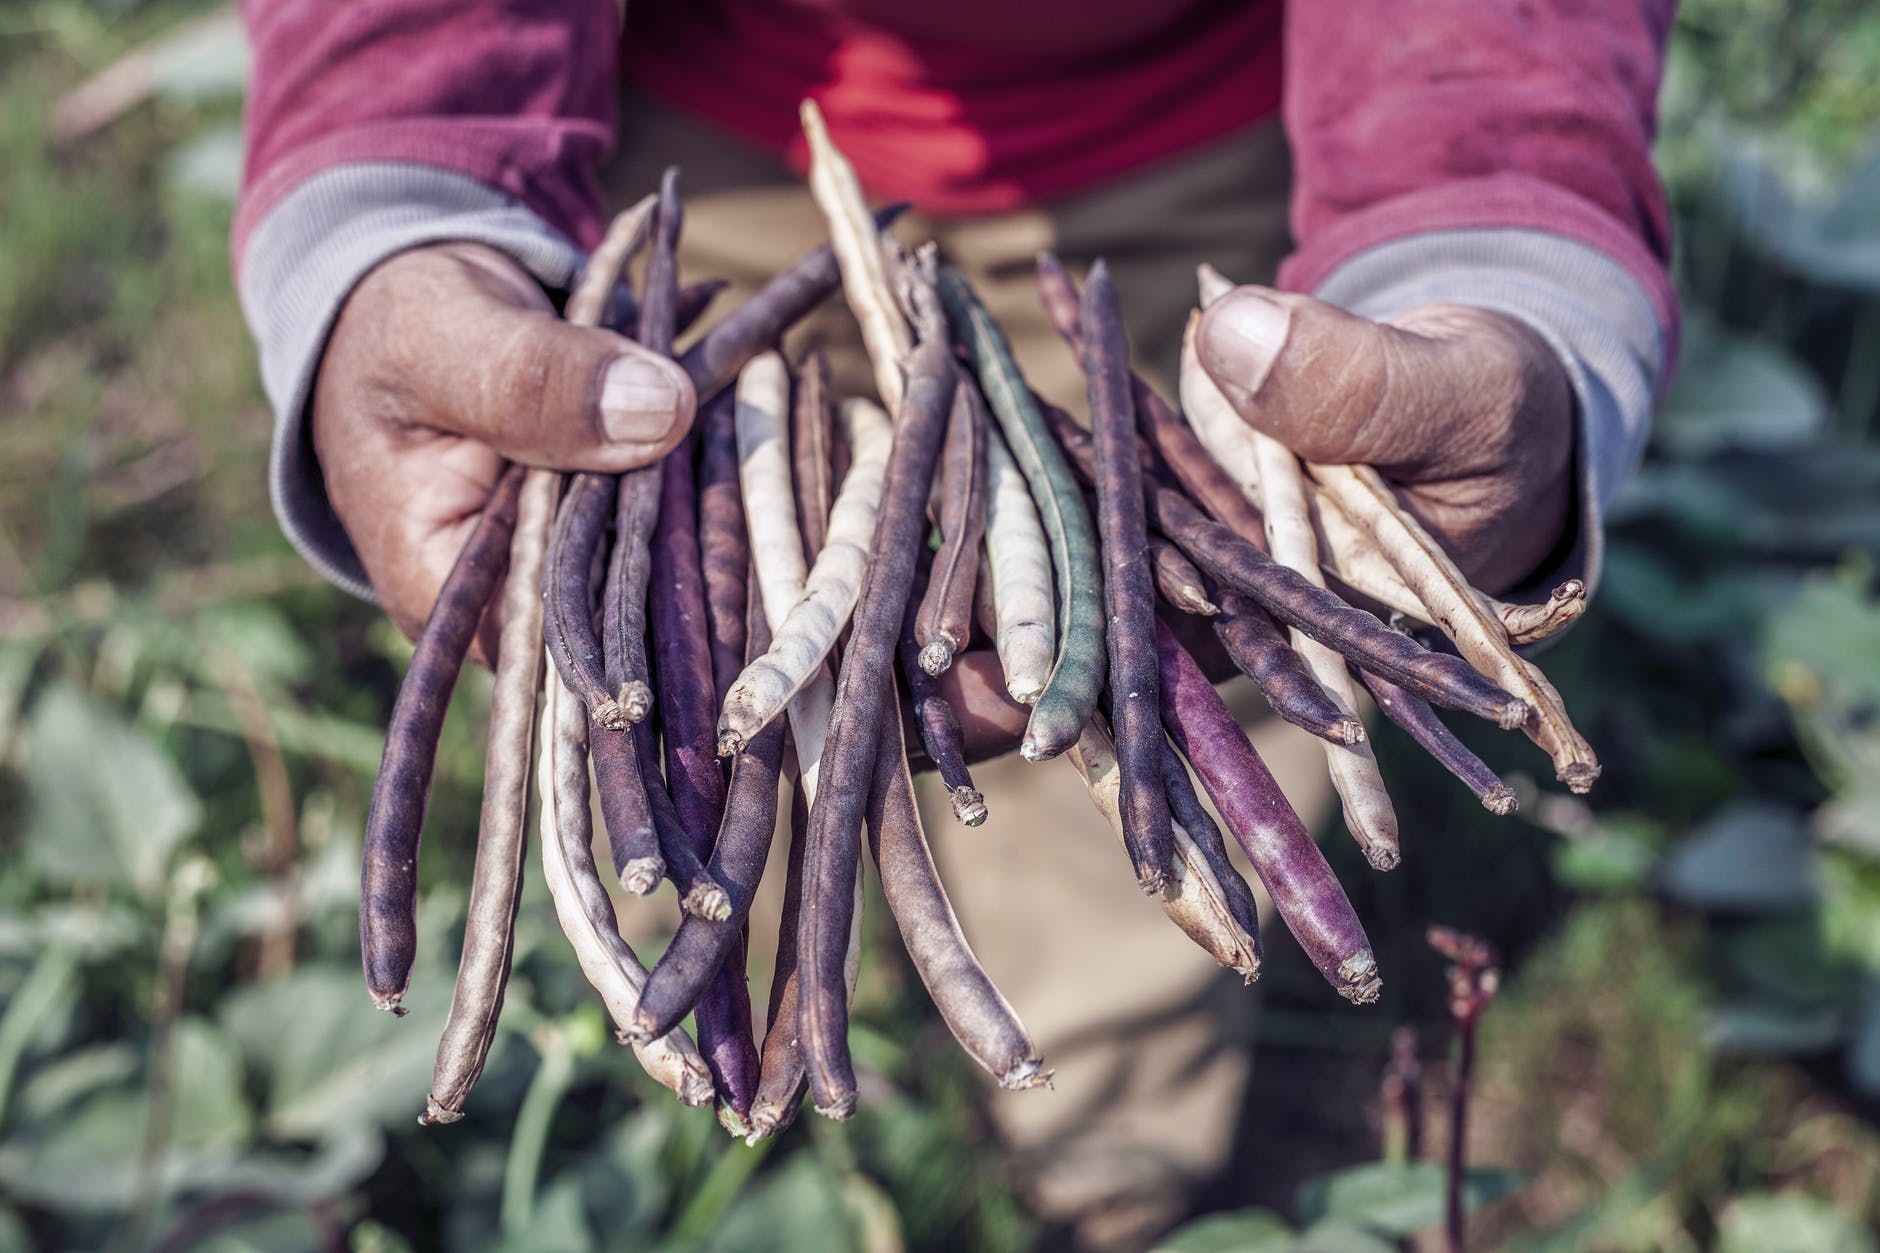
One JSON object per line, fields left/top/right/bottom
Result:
{"left": 1195, "top": 287, "right": 1574, "bottom": 594}
{"left": 313, "top": 242, "right": 696, "bottom": 654}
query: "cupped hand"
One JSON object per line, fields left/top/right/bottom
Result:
{"left": 1195, "top": 287, "right": 1575, "bottom": 594}
{"left": 313, "top": 242, "right": 696, "bottom": 653}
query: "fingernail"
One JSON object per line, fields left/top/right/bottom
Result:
{"left": 1198, "top": 291, "right": 1290, "bottom": 400}
{"left": 599, "top": 356, "right": 684, "bottom": 444}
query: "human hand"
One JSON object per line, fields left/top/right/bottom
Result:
{"left": 1195, "top": 287, "right": 1574, "bottom": 594}
{"left": 313, "top": 243, "right": 696, "bottom": 654}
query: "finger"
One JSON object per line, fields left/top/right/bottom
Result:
{"left": 330, "top": 244, "right": 696, "bottom": 473}
{"left": 1194, "top": 287, "right": 1538, "bottom": 483}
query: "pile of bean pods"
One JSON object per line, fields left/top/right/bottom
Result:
{"left": 359, "top": 105, "right": 1598, "bottom": 1141}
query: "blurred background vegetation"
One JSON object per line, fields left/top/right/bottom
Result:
{"left": 4, "top": 1, "right": 1880, "bottom": 1249}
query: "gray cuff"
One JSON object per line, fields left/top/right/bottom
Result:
{"left": 1312, "top": 229, "right": 1667, "bottom": 598}
{"left": 237, "top": 163, "right": 587, "bottom": 599}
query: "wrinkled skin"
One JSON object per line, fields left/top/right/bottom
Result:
{"left": 315, "top": 248, "right": 1571, "bottom": 758}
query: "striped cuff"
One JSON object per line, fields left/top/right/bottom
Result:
{"left": 1312, "top": 228, "right": 1667, "bottom": 598}
{"left": 237, "top": 162, "right": 586, "bottom": 599}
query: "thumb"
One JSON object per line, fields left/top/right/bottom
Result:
{"left": 341, "top": 243, "right": 696, "bottom": 472}
{"left": 1194, "top": 285, "right": 1511, "bottom": 481}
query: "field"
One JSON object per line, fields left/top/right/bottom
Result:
{"left": 3, "top": 3, "right": 1880, "bottom": 1249}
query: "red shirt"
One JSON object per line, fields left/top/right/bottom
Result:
{"left": 235, "top": 0, "right": 1676, "bottom": 334}
{"left": 621, "top": 0, "right": 1281, "bottom": 215}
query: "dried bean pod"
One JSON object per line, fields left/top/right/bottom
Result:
{"left": 983, "top": 430, "right": 1055, "bottom": 703}
{"left": 939, "top": 269, "right": 1105, "bottom": 761}
{"left": 1151, "top": 538, "right": 1218, "bottom": 616}
{"left": 700, "top": 382, "right": 752, "bottom": 706}
{"left": 870, "top": 701, "right": 1048, "bottom": 1088}
{"left": 898, "top": 577, "right": 986, "bottom": 827}
{"left": 799, "top": 337, "right": 956, "bottom": 1118}
{"left": 913, "top": 376, "right": 989, "bottom": 674}
{"left": 677, "top": 206, "right": 909, "bottom": 403}
{"left": 628, "top": 580, "right": 784, "bottom": 1060}
{"left": 1357, "top": 669, "right": 1518, "bottom": 816}
{"left": 1065, "top": 719, "right": 1261, "bottom": 982}
{"left": 1156, "top": 621, "right": 1382, "bottom": 1004}
{"left": 1213, "top": 592, "right": 1364, "bottom": 746}
{"left": 361, "top": 464, "right": 526, "bottom": 1013}
{"left": 539, "top": 665, "right": 714, "bottom": 1104}
{"left": 1079, "top": 260, "right": 1172, "bottom": 895}
{"left": 1246, "top": 417, "right": 1400, "bottom": 871}
{"left": 543, "top": 473, "right": 625, "bottom": 728}
{"left": 791, "top": 349, "right": 837, "bottom": 558}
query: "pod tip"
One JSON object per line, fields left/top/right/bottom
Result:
{"left": 678, "top": 1068, "right": 717, "bottom": 1108}
{"left": 372, "top": 993, "right": 408, "bottom": 1018}
{"left": 1336, "top": 948, "right": 1384, "bottom": 1005}
{"left": 592, "top": 697, "right": 627, "bottom": 732}
{"left": 1335, "top": 717, "right": 1367, "bottom": 746}
{"left": 715, "top": 731, "right": 744, "bottom": 759}
{"left": 418, "top": 1099, "right": 462, "bottom": 1127}
{"left": 1364, "top": 846, "right": 1402, "bottom": 873}
{"left": 950, "top": 787, "right": 989, "bottom": 827}
{"left": 812, "top": 1095, "right": 857, "bottom": 1121}
{"left": 621, "top": 856, "right": 666, "bottom": 896}
{"left": 717, "top": 1104, "right": 752, "bottom": 1139}
{"left": 618, "top": 682, "right": 653, "bottom": 724}
{"left": 918, "top": 640, "right": 955, "bottom": 676}
{"left": 1561, "top": 761, "right": 1601, "bottom": 795}
{"left": 1001, "top": 1058, "right": 1054, "bottom": 1091}
{"left": 1482, "top": 785, "right": 1519, "bottom": 817}
{"left": 1498, "top": 699, "right": 1532, "bottom": 732}
{"left": 684, "top": 882, "right": 734, "bottom": 922}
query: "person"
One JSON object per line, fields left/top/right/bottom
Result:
{"left": 233, "top": 2, "right": 1676, "bottom": 1247}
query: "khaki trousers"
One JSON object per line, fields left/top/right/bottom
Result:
{"left": 604, "top": 99, "right": 1335, "bottom": 1250}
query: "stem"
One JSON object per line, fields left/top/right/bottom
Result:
{"left": 1446, "top": 1024, "right": 1474, "bottom": 1253}
{"left": 0, "top": 945, "right": 77, "bottom": 1129}
{"left": 670, "top": 1134, "right": 777, "bottom": 1242}
{"left": 500, "top": 1030, "right": 576, "bottom": 1240}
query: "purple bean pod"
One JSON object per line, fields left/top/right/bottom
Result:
{"left": 799, "top": 336, "right": 956, "bottom": 1119}
{"left": 361, "top": 463, "right": 525, "bottom": 1011}
{"left": 1155, "top": 620, "right": 1381, "bottom": 1003}
{"left": 1080, "top": 260, "right": 1173, "bottom": 895}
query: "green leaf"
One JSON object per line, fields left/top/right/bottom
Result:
{"left": 24, "top": 681, "right": 201, "bottom": 899}
{"left": 14, "top": 1043, "right": 138, "bottom": 1122}
{"left": 0, "top": 1207, "right": 29, "bottom": 1253}
{"left": 1295, "top": 1163, "right": 1527, "bottom": 1239}
{"left": 1657, "top": 316, "right": 1828, "bottom": 455}
{"left": 1718, "top": 1192, "right": 1876, "bottom": 1253}
{"left": 703, "top": 1155, "right": 854, "bottom": 1253}
{"left": 1553, "top": 817, "right": 1660, "bottom": 894}
{"left": 1703, "top": 1001, "right": 1845, "bottom": 1056}
{"left": 1294, "top": 1220, "right": 1399, "bottom": 1253}
{"left": 1765, "top": 568, "right": 1880, "bottom": 720}
{"left": 1659, "top": 802, "right": 1817, "bottom": 913}
{"left": 168, "top": 1016, "right": 253, "bottom": 1151}
{"left": 1151, "top": 1208, "right": 1295, "bottom": 1252}
{"left": 219, "top": 967, "right": 449, "bottom": 1140}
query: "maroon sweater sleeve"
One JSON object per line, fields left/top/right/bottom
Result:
{"left": 234, "top": 0, "right": 619, "bottom": 271}
{"left": 1278, "top": 0, "right": 1678, "bottom": 340}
